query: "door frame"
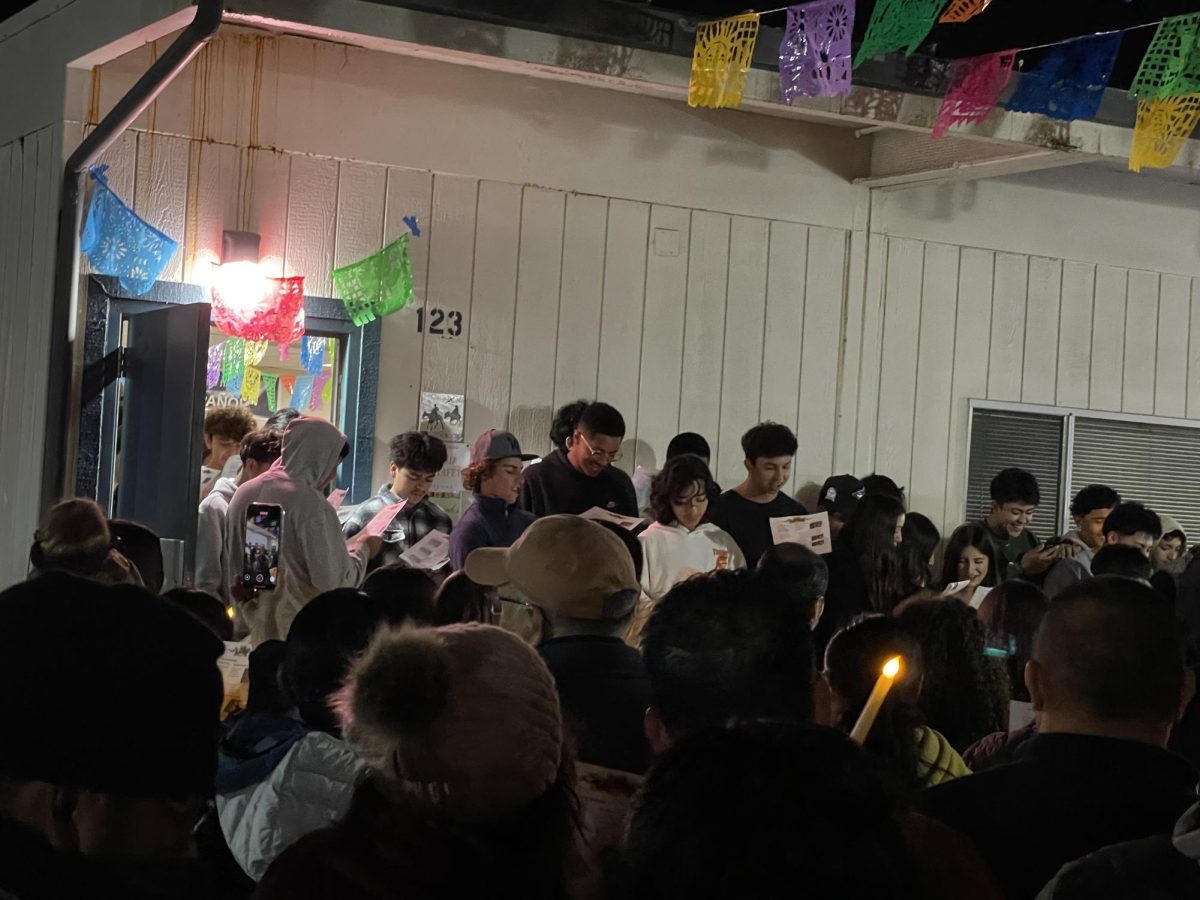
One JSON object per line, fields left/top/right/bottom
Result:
{"left": 76, "top": 275, "right": 381, "bottom": 508}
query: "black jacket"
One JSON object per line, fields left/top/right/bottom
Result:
{"left": 518, "top": 450, "right": 638, "bottom": 518}
{"left": 538, "top": 634, "right": 652, "bottom": 774}
{"left": 920, "top": 733, "right": 1198, "bottom": 900}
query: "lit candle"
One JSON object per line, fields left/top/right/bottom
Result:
{"left": 849, "top": 655, "right": 902, "bottom": 745}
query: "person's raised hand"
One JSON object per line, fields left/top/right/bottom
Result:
{"left": 1020, "top": 544, "right": 1061, "bottom": 575}
{"left": 350, "top": 533, "right": 382, "bottom": 559}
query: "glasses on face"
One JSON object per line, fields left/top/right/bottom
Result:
{"left": 673, "top": 494, "right": 708, "bottom": 508}
{"left": 576, "top": 432, "right": 622, "bottom": 463}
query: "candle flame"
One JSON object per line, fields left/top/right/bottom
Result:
{"left": 882, "top": 656, "right": 901, "bottom": 678}
{"left": 226, "top": 606, "right": 236, "bottom": 621}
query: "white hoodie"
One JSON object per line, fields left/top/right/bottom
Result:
{"left": 196, "top": 475, "right": 238, "bottom": 602}
{"left": 225, "top": 417, "right": 369, "bottom": 642}
{"left": 638, "top": 521, "right": 746, "bottom": 603}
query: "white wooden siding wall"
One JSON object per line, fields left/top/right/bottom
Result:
{"left": 855, "top": 237, "right": 1200, "bottom": 534}
{"left": 109, "top": 130, "right": 851, "bottom": 493}
{"left": 0, "top": 126, "right": 60, "bottom": 585}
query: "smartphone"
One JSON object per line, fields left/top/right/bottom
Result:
{"left": 243, "top": 502, "right": 283, "bottom": 590}
{"left": 1041, "top": 536, "right": 1067, "bottom": 550}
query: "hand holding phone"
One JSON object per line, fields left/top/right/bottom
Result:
{"left": 243, "top": 503, "right": 283, "bottom": 590}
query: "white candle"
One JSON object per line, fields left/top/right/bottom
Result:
{"left": 849, "top": 656, "right": 902, "bottom": 745}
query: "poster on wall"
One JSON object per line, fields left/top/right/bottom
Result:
{"left": 432, "top": 442, "right": 470, "bottom": 496}
{"left": 419, "top": 392, "right": 465, "bottom": 442}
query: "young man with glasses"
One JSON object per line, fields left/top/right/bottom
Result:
{"left": 519, "top": 401, "right": 639, "bottom": 518}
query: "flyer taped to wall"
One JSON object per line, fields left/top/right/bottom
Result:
{"left": 769, "top": 510, "right": 832, "bottom": 554}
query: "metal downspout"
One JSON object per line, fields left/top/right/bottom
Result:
{"left": 40, "top": 0, "right": 224, "bottom": 512}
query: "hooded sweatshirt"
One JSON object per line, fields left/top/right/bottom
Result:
{"left": 196, "top": 476, "right": 238, "bottom": 602}
{"left": 1042, "top": 529, "right": 1096, "bottom": 600}
{"left": 226, "top": 418, "right": 369, "bottom": 642}
{"left": 638, "top": 521, "right": 746, "bottom": 604}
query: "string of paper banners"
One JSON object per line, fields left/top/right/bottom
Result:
{"left": 83, "top": 0, "right": 1200, "bottom": 330}
{"left": 690, "top": 0, "right": 1200, "bottom": 173}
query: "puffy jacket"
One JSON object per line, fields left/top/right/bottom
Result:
{"left": 225, "top": 417, "right": 369, "bottom": 642}
{"left": 217, "top": 730, "right": 367, "bottom": 882}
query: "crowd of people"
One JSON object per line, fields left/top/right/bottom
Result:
{"left": 8, "top": 395, "right": 1200, "bottom": 899}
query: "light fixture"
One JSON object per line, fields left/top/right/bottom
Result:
{"left": 210, "top": 230, "right": 306, "bottom": 343}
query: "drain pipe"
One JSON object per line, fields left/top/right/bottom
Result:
{"left": 41, "top": 0, "right": 224, "bottom": 511}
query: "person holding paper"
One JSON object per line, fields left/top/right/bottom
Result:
{"left": 449, "top": 429, "right": 538, "bottom": 571}
{"left": 342, "top": 431, "right": 453, "bottom": 565}
{"left": 227, "top": 417, "right": 379, "bottom": 642}
{"left": 709, "top": 422, "right": 807, "bottom": 568}
{"left": 519, "top": 401, "right": 638, "bottom": 518}
{"left": 939, "top": 523, "right": 1003, "bottom": 606}
{"left": 814, "top": 493, "right": 906, "bottom": 656}
{"left": 633, "top": 456, "right": 745, "bottom": 640}
{"left": 196, "top": 429, "right": 283, "bottom": 603}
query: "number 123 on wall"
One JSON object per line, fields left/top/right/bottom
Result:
{"left": 416, "top": 306, "right": 464, "bottom": 337}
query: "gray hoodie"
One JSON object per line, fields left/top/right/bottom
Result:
{"left": 226, "top": 417, "right": 369, "bottom": 642}
{"left": 1042, "top": 529, "right": 1095, "bottom": 600}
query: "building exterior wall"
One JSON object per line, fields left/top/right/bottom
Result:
{"left": 6, "top": 22, "right": 1200, "bottom": 581}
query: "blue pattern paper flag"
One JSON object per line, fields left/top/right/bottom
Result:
{"left": 80, "top": 167, "right": 178, "bottom": 296}
{"left": 1006, "top": 33, "right": 1123, "bottom": 121}
{"left": 301, "top": 336, "right": 326, "bottom": 375}
{"left": 291, "top": 375, "right": 315, "bottom": 411}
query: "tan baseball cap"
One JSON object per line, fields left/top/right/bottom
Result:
{"left": 465, "top": 515, "right": 639, "bottom": 620}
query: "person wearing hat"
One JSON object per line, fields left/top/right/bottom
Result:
{"left": 448, "top": 429, "right": 538, "bottom": 572}
{"left": 817, "top": 474, "right": 865, "bottom": 543}
{"left": 0, "top": 572, "right": 228, "bottom": 897}
{"left": 466, "top": 515, "right": 652, "bottom": 775}
{"left": 255, "top": 623, "right": 574, "bottom": 899}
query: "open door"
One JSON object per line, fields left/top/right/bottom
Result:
{"left": 115, "top": 303, "right": 211, "bottom": 570}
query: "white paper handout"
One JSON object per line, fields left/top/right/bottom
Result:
{"left": 970, "top": 585, "right": 993, "bottom": 610}
{"left": 941, "top": 580, "right": 971, "bottom": 597}
{"left": 398, "top": 529, "right": 452, "bottom": 570}
{"left": 360, "top": 501, "right": 407, "bottom": 538}
{"left": 769, "top": 510, "right": 832, "bottom": 555}
{"left": 579, "top": 506, "right": 645, "bottom": 532}
{"left": 326, "top": 488, "right": 347, "bottom": 509}
{"left": 217, "top": 640, "right": 252, "bottom": 696}
{"left": 1009, "top": 700, "right": 1035, "bottom": 731}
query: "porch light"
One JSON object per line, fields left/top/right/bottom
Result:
{"left": 211, "top": 230, "right": 305, "bottom": 343}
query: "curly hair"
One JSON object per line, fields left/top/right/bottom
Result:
{"left": 461, "top": 461, "right": 497, "bottom": 493}
{"left": 203, "top": 406, "right": 257, "bottom": 442}
{"left": 895, "top": 599, "right": 1009, "bottom": 752}
{"left": 649, "top": 455, "right": 719, "bottom": 526}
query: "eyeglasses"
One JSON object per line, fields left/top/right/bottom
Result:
{"left": 672, "top": 494, "right": 708, "bottom": 508}
{"left": 575, "top": 432, "right": 622, "bottom": 463}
